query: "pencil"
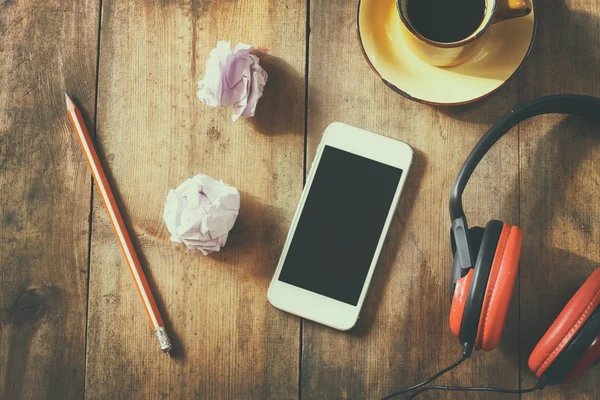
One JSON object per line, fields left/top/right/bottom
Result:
{"left": 65, "top": 92, "right": 172, "bottom": 354}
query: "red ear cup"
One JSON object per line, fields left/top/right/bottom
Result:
{"left": 475, "top": 224, "right": 522, "bottom": 351}
{"left": 449, "top": 227, "right": 485, "bottom": 338}
{"left": 562, "top": 334, "right": 600, "bottom": 383}
{"left": 450, "top": 269, "right": 474, "bottom": 337}
{"left": 529, "top": 269, "right": 600, "bottom": 378}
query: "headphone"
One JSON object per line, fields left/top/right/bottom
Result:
{"left": 384, "top": 95, "right": 600, "bottom": 399}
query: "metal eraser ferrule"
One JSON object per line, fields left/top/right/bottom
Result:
{"left": 154, "top": 327, "right": 172, "bottom": 353}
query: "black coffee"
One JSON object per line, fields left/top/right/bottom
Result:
{"left": 406, "top": 0, "right": 486, "bottom": 43}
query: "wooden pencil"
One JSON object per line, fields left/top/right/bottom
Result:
{"left": 65, "top": 92, "right": 172, "bottom": 354}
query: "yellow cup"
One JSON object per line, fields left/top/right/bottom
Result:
{"left": 397, "top": 0, "right": 532, "bottom": 67}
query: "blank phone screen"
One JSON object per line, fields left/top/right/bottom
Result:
{"left": 278, "top": 145, "right": 403, "bottom": 306}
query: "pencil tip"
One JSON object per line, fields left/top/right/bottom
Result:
{"left": 65, "top": 91, "right": 74, "bottom": 110}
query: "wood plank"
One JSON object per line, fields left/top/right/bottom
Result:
{"left": 84, "top": 1, "right": 305, "bottom": 398}
{"left": 0, "top": 1, "right": 99, "bottom": 399}
{"left": 518, "top": 1, "right": 600, "bottom": 399}
{"left": 304, "top": 0, "right": 521, "bottom": 399}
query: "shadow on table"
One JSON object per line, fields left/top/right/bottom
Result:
{"left": 90, "top": 137, "right": 187, "bottom": 360}
{"left": 351, "top": 147, "right": 428, "bottom": 336}
{"left": 208, "top": 191, "right": 287, "bottom": 280}
{"left": 249, "top": 52, "right": 305, "bottom": 137}
{"left": 134, "top": 242, "right": 187, "bottom": 359}
{"left": 495, "top": 117, "right": 600, "bottom": 392}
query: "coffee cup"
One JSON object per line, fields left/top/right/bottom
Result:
{"left": 397, "top": 0, "right": 532, "bottom": 67}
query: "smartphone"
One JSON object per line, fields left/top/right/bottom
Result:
{"left": 268, "top": 122, "right": 413, "bottom": 330}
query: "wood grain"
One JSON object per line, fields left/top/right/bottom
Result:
{"left": 0, "top": 0, "right": 99, "bottom": 399}
{"left": 518, "top": 1, "right": 600, "bottom": 399}
{"left": 84, "top": 1, "right": 305, "bottom": 399}
{"left": 304, "top": 1, "right": 521, "bottom": 399}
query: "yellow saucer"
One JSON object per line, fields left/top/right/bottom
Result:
{"left": 357, "top": 0, "right": 536, "bottom": 105}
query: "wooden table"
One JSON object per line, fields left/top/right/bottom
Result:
{"left": 1, "top": 1, "right": 599, "bottom": 399}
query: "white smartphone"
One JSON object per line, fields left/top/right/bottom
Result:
{"left": 268, "top": 122, "right": 413, "bottom": 330}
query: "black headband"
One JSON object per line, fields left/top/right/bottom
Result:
{"left": 450, "top": 94, "right": 600, "bottom": 273}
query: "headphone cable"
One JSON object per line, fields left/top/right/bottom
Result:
{"left": 380, "top": 354, "right": 469, "bottom": 400}
{"left": 404, "top": 383, "right": 544, "bottom": 399}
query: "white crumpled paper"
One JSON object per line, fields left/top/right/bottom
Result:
{"left": 197, "top": 41, "right": 268, "bottom": 122}
{"left": 163, "top": 174, "right": 240, "bottom": 255}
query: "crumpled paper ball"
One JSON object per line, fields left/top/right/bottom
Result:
{"left": 197, "top": 41, "right": 268, "bottom": 122}
{"left": 163, "top": 174, "right": 240, "bottom": 255}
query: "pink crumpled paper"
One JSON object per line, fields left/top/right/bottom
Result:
{"left": 197, "top": 41, "right": 268, "bottom": 122}
{"left": 163, "top": 174, "right": 240, "bottom": 255}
